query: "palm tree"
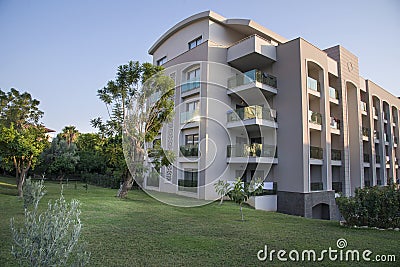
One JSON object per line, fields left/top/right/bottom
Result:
{"left": 60, "top": 126, "right": 79, "bottom": 147}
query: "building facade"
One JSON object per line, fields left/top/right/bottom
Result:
{"left": 145, "top": 11, "right": 400, "bottom": 219}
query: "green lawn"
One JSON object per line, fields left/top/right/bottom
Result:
{"left": 1, "top": 176, "right": 399, "bottom": 266}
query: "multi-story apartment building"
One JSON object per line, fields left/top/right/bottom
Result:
{"left": 145, "top": 11, "right": 400, "bottom": 220}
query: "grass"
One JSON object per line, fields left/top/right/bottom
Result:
{"left": 0, "top": 176, "right": 399, "bottom": 266}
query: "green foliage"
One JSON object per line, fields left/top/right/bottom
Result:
{"left": 41, "top": 138, "right": 80, "bottom": 180}
{"left": 215, "top": 178, "right": 263, "bottom": 221}
{"left": 0, "top": 88, "right": 43, "bottom": 128}
{"left": 22, "top": 178, "right": 46, "bottom": 210}
{"left": 10, "top": 180, "right": 90, "bottom": 266}
{"left": 214, "top": 180, "right": 231, "bottom": 205}
{"left": 336, "top": 185, "right": 400, "bottom": 228}
{"left": 92, "top": 61, "right": 175, "bottom": 197}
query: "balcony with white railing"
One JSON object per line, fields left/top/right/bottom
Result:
{"left": 227, "top": 105, "right": 277, "bottom": 129}
{"left": 329, "top": 87, "right": 339, "bottom": 104}
{"left": 309, "top": 110, "right": 322, "bottom": 131}
{"left": 360, "top": 101, "right": 368, "bottom": 115}
{"left": 330, "top": 117, "right": 340, "bottom": 135}
{"left": 307, "top": 77, "right": 320, "bottom": 97}
{"left": 227, "top": 34, "right": 276, "bottom": 68}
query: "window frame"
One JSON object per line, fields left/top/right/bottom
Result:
{"left": 156, "top": 56, "right": 167, "bottom": 66}
{"left": 188, "top": 36, "right": 202, "bottom": 50}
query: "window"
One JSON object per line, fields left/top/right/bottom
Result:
{"left": 156, "top": 56, "right": 166, "bottom": 66}
{"left": 188, "top": 36, "right": 202, "bottom": 50}
{"left": 187, "top": 68, "right": 200, "bottom": 81}
{"left": 186, "top": 101, "right": 199, "bottom": 112}
{"left": 185, "top": 134, "right": 199, "bottom": 145}
{"left": 178, "top": 169, "right": 198, "bottom": 192}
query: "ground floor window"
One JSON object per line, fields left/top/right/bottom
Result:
{"left": 178, "top": 169, "right": 198, "bottom": 193}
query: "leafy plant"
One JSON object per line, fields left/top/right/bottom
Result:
{"left": 22, "top": 178, "right": 46, "bottom": 210}
{"left": 336, "top": 185, "right": 400, "bottom": 228}
{"left": 216, "top": 178, "right": 263, "bottom": 221}
{"left": 10, "top": 180, "right": 90, "bottom": 266}
{"left": 214, "top": 180, "right": 232, "bottom": 205}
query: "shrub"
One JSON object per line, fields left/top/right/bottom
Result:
{"left": 22, "top": 178, "right": 46, "bottom": 210}
{"left": 10, "top": 181, "right": 90, "bottom": 266}
{"left": 336, "top": 185, "right": 400, "bottom": 228}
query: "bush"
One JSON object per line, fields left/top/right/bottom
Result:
{"left": 80, "top": 173, "right": 120, "bottom": 189}
{"left": 22, "top": 178, "right": 46, "bottom": 210}
{"left": 10, "top": 181, "right": 90, "bottom": 266}
{"left": 336, "top": 185, "right": 400, "bottom": 228}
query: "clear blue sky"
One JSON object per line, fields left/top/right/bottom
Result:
{"left": 1, "top": 0, "right": 399, "bottom": 133}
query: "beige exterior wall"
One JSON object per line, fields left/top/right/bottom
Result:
{"left": 147, "top": 11, "right": 400, "bottom": 218}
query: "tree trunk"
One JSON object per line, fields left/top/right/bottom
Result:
{"left": 17, "top": 170, "right": 27, "bottom": 197}
{"left": 240, "top": 204, "right": 244, "bottom": 221}
{"left": 118, "top": 171, "right": 133, "bottom": 198}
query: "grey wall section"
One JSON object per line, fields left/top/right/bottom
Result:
{"left": 275, "top": 39, "right": 305, "bottom": 192}
{"left": 278, "top": 191, "right": 339, "bottom": 220}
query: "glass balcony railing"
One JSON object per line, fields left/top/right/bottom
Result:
{"left": 362, "top": 127, "right": 370, "bottom": 138}
{"left": 178, "top": 179, "right": 198, "bottom": 193}
{"left": 331, "top": 149, "right": 341, "bottom": 161}
{"left": 330, "top": 117, "right": 340, "bottom": 130}
{"left": 307, "top": 77, "right": 320, "bottom": 92}
{"left": 227, "top": 69, "right": 277, "bottom": 89}
{"left": 227, "top": 105, "right": 276, "bottom": 123}
{"left": 384, "top": 133, "right": 388, "bottom": 142}
{"left": 363, "top": 154, "right": 370, "bottom": 163}
{"left": 311, "top": 182, "right": 323, "bottom": 191}
{"left": 332, "top": 182, "right": 342, "bottom": 193}
{"left": 180, "top": 109, "right": 200, "bottom": 124}
{"left": 179, "top": 144, "right": 198, "bottom": 157}
{"left": 372, "top": 107, "right": 378, "bottom": 118}
{"left": 310, "top": 146, "right": 323, "bottom": 159}
{"left": 227, "top": 143, "right": 276, "bottom": 158}
{"left": 360, "top": 101, "right": 368, "bottom": 113}
{"left": 309, "top": 111, "right": 322, "bottom": 125}
{"left": 374, "top": 130, "right": 380, "bottom": 140}
{"left": 181, "top": 77, "right": 200, "bottom": 93}
{"left": 329, "top": 87, "right": 339, "bottom": 100}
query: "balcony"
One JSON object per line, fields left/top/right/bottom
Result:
{"left": 307, "top": 77, "right": 320, "bottom": 93}
{"left": 227, "top": 34, "right": 276, "bottom": 69}
{"left": 311, "top": 182, "right": 323, "bottom": 191}
{"left": 332, "top": 182, "right": 342, "bottom": 193}
{"left": 181, "top": 77, "right": 200, "bottom": 94}
{"left": 383, "top": 112, "right": 389, "bottom": 123}
{"left": 362, "top": 127, "right": 369, "bottom": 141}
{"left": 376, "top": 155, "right": 381, "bottom": 165}
{"left": 227, "top": 143, "right": 278, "bottom": 164}
{"left": 227, "top": 69, "right": 277, "bottom": 96}
{"left": 363, "top": 154, "right": 370, "bottom": 163}
{"left": 374, "top": 130, "right": 380, "bottom": 143}
{"left": 329, "top": 87, "right": 339, "bottom": 104}
{"left": 309, "top": 111, "right": 322, "bottom": 130}
{"left": 179, "top": 144, "right": 198, "bottom": 157}
{"left": 372, "top": 107, "right": 378, "bottom": 120}
{"left": 360, "top": 101, "right": 368, "bottom": 115}
{"left": 330, "top": 117, "right": 340, "bottom": 135}
{"left": 394, "top": 136, "right": 398, "bottom": 147}
{"left": 178, "top": 179, "right": 198, "bottom": 193}
{"left": 310, "top": 146, "right": 323, "bottom": 163}
{"left": 331, "top": 149, "right": 341, "bottom": 160}
{"left": 180, "top": 109, "right": 200, "bottom": 124}
{"left": 384, "top": 133, "right": 389, "bottom": 145}
{"left": 227, "top": 105, "right": 277, "bottom": 129}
